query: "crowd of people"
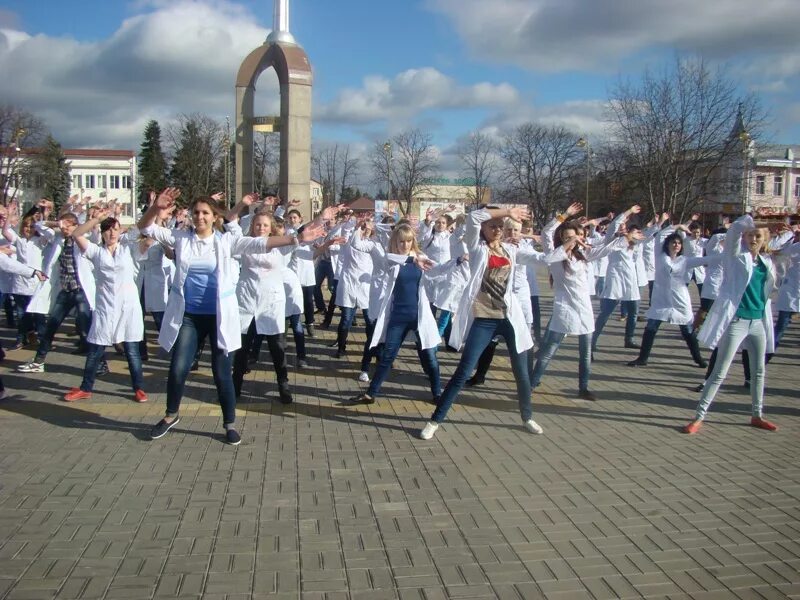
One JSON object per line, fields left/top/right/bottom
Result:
{"left": 0, "top": 190, "right": 797, "bottom": 444}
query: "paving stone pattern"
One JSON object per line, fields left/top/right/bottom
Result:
{"left": 0, "top": 288, "right": 798, "bottom": 599}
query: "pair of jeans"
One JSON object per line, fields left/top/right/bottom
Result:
{"left": 301, "top": 285, "right": 315, "bottom": 326}
{"left": 314, "top": 259, "right": 334, "bottom": 312}
{"left": 232, "top": 319, "right": 287, "bottom": 397}
{"left": 593, "top": 298, "right": 639, "bottom": 349}
{"left": 358, "top": 314, "right": 379, "bottom": 372}
{"left": 431, "top": 318, "right": 532, "bottom": 423}
{"left": 12, "top": 294, "right": 44, "bottom": 343}
{"left": 435, "top": 309, "right": 451, "bottom": 337}
{"left": 773, "top": 310, "right": 793, "bottom": 350}
{"left": 35, "top": 288, "right": 92, "bottom": 363}
{"left": 367, "top": 316, "right": 440, "bottom": 399}
{"left": 595, "top": 276, "right": 605, "bottom": 297}
{"left": 79, "top": 342, "right": 143, "bottom": 393}
{"left": 531, "top": 296, "right": 542, "bottom": 343}
{"left": 531, "top": 329, "right": 591, "bottom": 392}
{"left": 337, "top": 306, "right": 368, "bottom": 351}
{"left": 323, "top": 279, "right": 339, "bottom": 325}
{"left": 288, "top": 313, "right": 306, "bottom": 359}
{"left": 166, "top": 313, "right": 237, "bottom": 425}
{"left": 695, "top": 317, "right": 767, "bottom": 420}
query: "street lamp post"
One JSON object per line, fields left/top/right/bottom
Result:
{"left": 383, "top": 140, "right": 392, "bottom": 206}
{"left": 739, "top": 131, "right": 752, "bottom": 215}
{"left": 576, "top": 137, "right": 590, "bottom": 217}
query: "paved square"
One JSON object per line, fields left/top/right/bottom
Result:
{"left": 1, "top": 289, "right": 798, "bottom": 599}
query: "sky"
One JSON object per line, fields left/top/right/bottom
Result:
{"left": 2, "top": 0, "right": 799, "bottom": 184}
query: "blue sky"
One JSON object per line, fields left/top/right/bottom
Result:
{"left": 2, "top": 0, "right": 798, "bottom": 180}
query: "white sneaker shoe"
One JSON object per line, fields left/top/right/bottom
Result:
{"left": 420, "top": 422, "right": 439, "bottom": 440}
{"left": 523, "top": 419, "right": 543, "bottom": 434}
{"left": 17, "top": 361, "right": 44, "bottom": 373}
{"left": 357, "top": 371, "right": 370, "bottom": 383}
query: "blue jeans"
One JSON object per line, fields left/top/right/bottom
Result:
{"left": 358, "top": 314, "right": 379, "bottom": 371}
{"left": 431, "top": 318, "right": 532, "bottom": 423}
{"left": 13, "top": 293, "right": 44, "bottom": 343}
{"left": 79, "top": 342, "right": 143, "bottom": 392}
{"left": 774, "top": 310, "right": 793, "bottom": 349}
{"left": 531, "top": 329, "right": 591, "bottom": 392}
{"left": 337, "top": 306, "right": 368, "bottom": 351}
{"left": 435, "top": 310, "right": 451, "bottom": 337}
{"left": 35, "top": 288, "right": 92, "bottom": 362}
{"left": 367, "top": 316, "right": 440, "bottom": 399}
{"left": 531, "top": 295, "right": 542, "bottom": 343}
{"left": 288, "top": 313, "right": 306, "bottom": 359}
{"left": 166, "top": 313, "right": 237, "bottom": 425}
{"left": 593, "top": 298, "right": 639, "bottom": 349}
{"left": 314, "top": 259, "right": 335, "bottom": 312}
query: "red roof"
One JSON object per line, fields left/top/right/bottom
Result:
{"left": 346, "top": 197, "right": 375, "bottom": 211}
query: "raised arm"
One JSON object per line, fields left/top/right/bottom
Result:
{"left": 138, "top": 187, "right": 181, "bottom": 231}
{"left": 71, "top": 207, "right": 111, "bottom": 254}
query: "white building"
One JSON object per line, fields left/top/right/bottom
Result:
{"left": 13, "top": 148, "right": 138, "bottom": 225}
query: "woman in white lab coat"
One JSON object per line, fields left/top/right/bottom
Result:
{"left": 62, "top": 209, "right": 146, "bottom": 404}
{"left": 333, "top": 220, "right": 374, "bottom": 357}
{"left": 684, "top": 215, "right": 778, "bottom": 434}
{"left": 3, "top": 215, "right": 47, "bottom": 348}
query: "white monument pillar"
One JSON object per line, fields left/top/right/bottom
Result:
{"left": 267, "top": 0, "right": 295, "bottom": 44}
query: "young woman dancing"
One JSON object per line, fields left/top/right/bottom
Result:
{"left": 138, "top": 190, "right": 319, "bottom": 445}
{"left": 683, "top": 215, "right": 779, "bottom": 434}
{"left": 419, "top": 206, "right": 543, "bottom": 440}
{"left": 346, "top": 223, "right": 441, "bottom": 405}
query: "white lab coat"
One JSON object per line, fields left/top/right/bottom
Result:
{"left": 599, "top": 214, "right": 653, "bottom": 302}
{"left": 419, "top": 224, "right": 452, "bottom": 265}
{"left": 236, "top": 248, "right": 289, "bottom": 335}
{"left": 141, "top": 223, "right": 269, "bottom": 354}
{"left": 646, "top": 250, "right": 722, "bottom": 325}
{"left": 684, "top": 235, "right": 708, "bottom": 284}
{"left": 289, "top": 243, "right": 316, "bottom": 287}
{"left": 27, "top": 224, "right": 96, "bottom": 314}
{"left": 335, "top": 230, "right": 373, "bottom": 310}
{"left": 697, "top": 215, "right": 776, "bottom": 352}
{"left": 448, "top": 210, "right": 539, "bottom": 352}
{"left": 774, "top": 242, "right": 800, "bottom": 313}
{"left": 136, "top": 240, "right": 175, "bottom": 313}
{"left": 82, "top": 240, "right": 144, "bottom": 345}
{"left": 4, "top": 229, "right": 46, "bottom": 295}
{"left": 699, "top": 233, "right": 726, "bottom": 302}
{"left": 0, "top": 253, "right": 38, "bottom": 279}
{"left": 544, "top": 236, "right": 628, "bottom": 335}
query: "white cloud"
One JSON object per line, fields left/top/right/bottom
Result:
{"left": 428, "top": 0, "right": 800, "bottom": 74}
{"left": 0, "top": 1, "right": 275, "bottom": 149}
{"left": 316, "top": 67, "right": 520, "bottom": 124}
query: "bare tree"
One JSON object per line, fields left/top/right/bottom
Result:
{"left": 0, "top": 105, "right": 48, "bottom": 205}
{"left": 498, "top": 123, "right": 582, "bottom": 226}
{"left": 606, "top": 56, "right": 767, "bottom": 219}
{"left": 253, "top": 132, "right": 279, "bottom": 196}
{"left": 370, "top": 129, "right": 438, "bottom": 216}
{"left": 312, "top": 143, "right": 360, "bottom": 206}
{"left": 458, "top": 131, "right": 497, "bottom": 205}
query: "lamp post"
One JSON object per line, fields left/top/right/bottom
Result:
{"left": 576, "top": 137, "right": 590, "bottom": 217}
{"left": 383, "top": 140, "right": 392, "bottom": 206}
{"left": 224, "top": 116, "right": 232, "bottom": 208}
{"left": 739, "top": 131, "right": 752, "bottom": 215}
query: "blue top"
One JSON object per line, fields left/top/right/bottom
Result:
{"left": 184, "top": 240, "right": 218, "bottom": 314}
{"left": 390, "top": 257, "right": 421, "bottom": 322}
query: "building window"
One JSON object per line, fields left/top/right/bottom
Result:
{"left": 122, "top": 176, "right": 132, "bottom": 189}
{"left": 97, "top": 175, "right": 107, "bottom": 189}
{"left": 774, "top": 175, "right": 783, "bottom": 196}
{"left": 755, "top": 175, "right": 766, "bottom": 195}
{"left": 85, "top": 175, "right": 95, "bottom": 188}
{"left": 795, "top": 176, "right": 800, "bottom": 198}
{"left": 72, "top": 174, "right": 82, "bottom": 189}
{"left": 110, "top": 175, "right": 120, "bottom": 189}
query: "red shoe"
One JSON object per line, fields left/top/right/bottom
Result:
{"left": 64, "top": 388, "right": 92, "bottom": 402}
{"left": 682, "top": 420, "right": 703, "bottom": 434}
{"left": 750, "top": 417, "right": 778, "bottom": 431}
{"left": 134, "top": 389, "right": 148, "bottom": 403}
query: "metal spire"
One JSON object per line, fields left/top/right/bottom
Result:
{"left": 266, "top": 0, "right": 296, "bottom": 44}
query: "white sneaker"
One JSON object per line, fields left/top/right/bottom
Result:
{"left": 357, "top": 371, "right": 370, "bottom": 383}
{"left": 420, "top": 422, "right": 439, "bottom": 440}
{"left": 523, "top": 419, "right": 543, "bottom": 434}
{"left": 17, "top": 361, "right": 44, "bottom": 373}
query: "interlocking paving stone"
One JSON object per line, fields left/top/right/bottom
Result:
{"left": 0, "top": 285, "right": 798, "bottom": 599}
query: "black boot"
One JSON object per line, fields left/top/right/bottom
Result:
{"left": 467, "top": 339, "right": 498, "bottom": 386}
{"left": 683, "top": 329, "right": 707, "bottom": 368}
{"left": 626, "top": 328, "right": 656, "bottom": 366}
{"left": 624, "top": 337, "right": 641, "bottom": 349}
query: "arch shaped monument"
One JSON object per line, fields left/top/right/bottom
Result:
{"left": 235, "top": 0, "right": 312, "bottom": 215}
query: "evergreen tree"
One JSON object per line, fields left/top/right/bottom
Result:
{"left": 32, "top": 136, "right": 71, "bottom": 213}
{"left": 169, "top": 115, "right": 221, "bottom": 203}
{"left": 137, "top": 120, "right": 168, "bottom": 205}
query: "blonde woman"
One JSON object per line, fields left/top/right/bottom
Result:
{"left": 684, "top": 215, "right": 778, "bottom": 434}
{"left": 347, "top": 223, "right": 440, "bottom": 405}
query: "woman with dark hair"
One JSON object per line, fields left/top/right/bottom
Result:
{"left": 419, "top": 205, "right": 543, "bottom": 440}
{"left": 530, "top": 204, "right": 628, "bottom": 400}
{"left": 138, "top": 189, "right": 322, "bottom": 445}
{"left": 61, "top": 208, "right": 147, "bottom": 403}
{"left": 627, "top": 223, "right": 721, "bottom": 368}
